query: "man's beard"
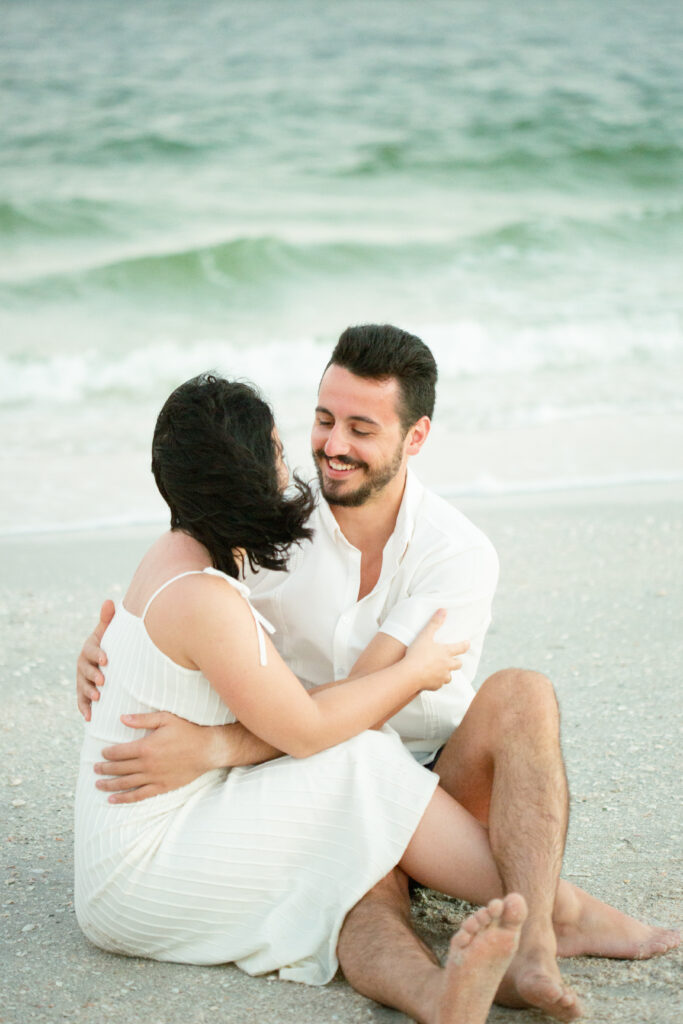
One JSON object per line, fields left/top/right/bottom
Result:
{"left": 313, "top": 445, "right": 404, "bottom": 507}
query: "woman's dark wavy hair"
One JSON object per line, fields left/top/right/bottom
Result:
{"left": 152, "top": 373, "right": 315, "bottom": 579}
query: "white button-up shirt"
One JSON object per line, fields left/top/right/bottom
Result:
{"left": 248, "top": 469, "right": 499, "bottom": 763}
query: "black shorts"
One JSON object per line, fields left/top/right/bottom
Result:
{"left": 422, "top": 744, "right": 445, "bottom": 773}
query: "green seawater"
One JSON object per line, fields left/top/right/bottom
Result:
{"left": 2, "top": 0, "right": 682, "bottom": 344}
{"left": 1, "top": 0, "right": 682, "bottom": 528}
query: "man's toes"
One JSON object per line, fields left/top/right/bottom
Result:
{"left": 474, "top": 905, "right": 494, "bottom": 929}
{"left": 459, "top": 914, "right": 483, "bottom": 940}
{"left": 501, "top": 892, "right": 528, "bottom": 928}
{"left": 449, "top": 924, "right": 475, "bottom": 953}
{"left": 485, "top": 898, "right": 504, "bottom": 922}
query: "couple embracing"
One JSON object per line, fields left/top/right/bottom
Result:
{"left": 75, "top": 324, "right": 678, "bottom": 1024}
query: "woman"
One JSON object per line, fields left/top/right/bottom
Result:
{"left": 75, "top": 373, "right": 525, "bottom": 1024}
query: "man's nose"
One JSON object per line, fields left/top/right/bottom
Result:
{"left": 323, "top": 424, "right": 349, "bottom": 456}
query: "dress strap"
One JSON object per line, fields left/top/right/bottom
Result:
{"left": 141, "top": 571, "right": 206, "bottom": 621}
{"left": 141, "top": 567, "right": 275, "bottom": 667}
{"left": 203, "top": 567, "right": 275, "bottom": 667}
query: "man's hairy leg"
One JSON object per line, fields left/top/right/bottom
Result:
{"left": 338, "top": 868, "right": 442, "bottom": 1023}
{"left": 336, "top": 666, "right": 579, "bottom": 1023}
{"left": 434, "top": 667, "right": 680, "bottom": 1016}
{"left": 435, "top": 668, "right": 581, "bottom": 1021}
{"left": 339, "top": 875, "right": 528, "bottom": 1024}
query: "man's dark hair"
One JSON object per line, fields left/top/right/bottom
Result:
{"left": 152, "top": 373, "right": 314, "bottom": 579}
{"left": 326, "top": 324, "right": 437, "bottom": 431}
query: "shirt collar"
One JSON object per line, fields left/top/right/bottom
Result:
{"left": 316, "top": 466, "right": 425, "bottom": 566}
{"left": 382, "top": 467, "right": 423, "bottom": 572}
{"left": 316, "top": 485, "right": 349, "bottom": 546}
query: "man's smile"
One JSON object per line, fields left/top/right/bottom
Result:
{"left": 317, "top": 453, "right": 367, "bottom": 479}
{"left": 326, "top": 457, "right": 360, "bottom": 475}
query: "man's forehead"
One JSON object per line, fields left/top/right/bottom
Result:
{"left": 317, "top": 365, "right": 401, "bottom": 423}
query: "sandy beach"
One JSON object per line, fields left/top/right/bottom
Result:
{"left": 1, "top": 483, "right": 681, "bottom": 1024}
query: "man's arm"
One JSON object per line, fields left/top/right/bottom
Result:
{"left": 91, "top": 664, "right": 405, "bottom": 805}
{"left": 94, "top": 713, "right": 282, "bottom": 804}
{"left": 76, "top": 600, "right": 115, "bottom": 720}
{"left": 373, "top": 540, "right": 500, "bottom": 747}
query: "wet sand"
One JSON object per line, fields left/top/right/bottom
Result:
{"left": 1, "top": 483, "right": 681, "bottom": 1023}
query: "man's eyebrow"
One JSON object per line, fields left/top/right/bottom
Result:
{"left": 315, "top": 406, "right": 381, "bottom": 427}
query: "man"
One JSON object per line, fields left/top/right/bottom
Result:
{"left": 77, "top": 324, "right": 678, "bottom": 1023}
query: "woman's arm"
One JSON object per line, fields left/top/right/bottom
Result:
{"left": 92, "top": 660, "right": 414, "bottom": 804}
{"left": 93, "top": 580, "right": 466, "bottom": 801}
{"left": 167, "top": 574, "right": 461, "bottom": 759}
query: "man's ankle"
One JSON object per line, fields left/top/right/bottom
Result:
{"left": 516, "top": 919, "right": 558, "bottom": 963}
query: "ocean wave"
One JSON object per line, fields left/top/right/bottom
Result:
{"left": 339, "top": 137, "right": 683, "bottom": 185}
{"left": 9, "top": 126, "right": 208, "bottom": 167}
{"left": 2, "top": 315, "right": 681, "bottom": 412}
{"left": 93, "top": 132, "right": 207, "bottom": 163}
{"left": 459, "top": 203, "right": 683, "bottom": 257}
{"left": 0, "top": 197, "right": 125, "bottom": 241}
{"left": 0, "top": 336, "right": 329, "bottom": 407}
{"left": 2, "top": 198, "right": 681, "bottom": 301}
{"left": 0, "top": 234, "right": 438, "bottom": 301}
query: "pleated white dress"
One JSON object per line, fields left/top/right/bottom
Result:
{"left": 74, "top": 568, "right": 439, "bottom": 984}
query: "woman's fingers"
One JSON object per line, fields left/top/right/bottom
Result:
{"left": 450, "top": 640, "right": 470, "bottom": 656}
{"left": 425, "top": 608, "right": 447, "bottom": 632}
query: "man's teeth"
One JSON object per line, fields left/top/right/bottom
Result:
{"left": 328, "top": 459, "right": 355, "bottom": 472}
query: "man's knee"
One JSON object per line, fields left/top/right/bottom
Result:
{"left": 480, "top": 667, "right": 560, "bottom": 732}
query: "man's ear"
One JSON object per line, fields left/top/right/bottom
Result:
{"left": 405, "top": 416, "right": 431, "bottom": 457}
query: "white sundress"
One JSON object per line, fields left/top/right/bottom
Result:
{"left": 74, "top": 567, "right": 438, "bottom": 984}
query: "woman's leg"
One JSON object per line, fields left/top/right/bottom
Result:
{"left": 399, "top": 786, "right": 503, "bottom": 902}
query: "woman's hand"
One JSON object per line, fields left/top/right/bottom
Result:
{"left": 403, "top": 609, "right": 469, "bottom": 691}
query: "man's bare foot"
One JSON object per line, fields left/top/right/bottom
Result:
{"left": 433, "top": 893, "right": 527, "bottom": 1024}
{"left": 555, "top": 883, "right": 681, "bottom": 960}
{"left": 497, "top": 950, "right": 583, "bottom": 1022}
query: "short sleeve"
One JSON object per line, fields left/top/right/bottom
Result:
{"left": 381, "top": 541, "right": 499, "bottom": 751}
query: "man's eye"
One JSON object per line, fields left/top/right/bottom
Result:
{"left": 351, "top": 428, "right": 370, "bottom": 436}
{"left": 317, "top": 419, "right": 333, "bottom": 428}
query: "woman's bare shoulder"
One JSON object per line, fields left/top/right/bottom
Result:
{"left": 123, "top": 531, "right": 211, "bottom": 616}
{"left": 142, "top": 569, "right": 252, "bottom": 670}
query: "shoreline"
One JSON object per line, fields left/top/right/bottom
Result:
{"left": 2, "top": 476, "right": 683, "bottom": 542}
{"left": 4, "top": 409, "right": 683, "bottom": 536}
{"left": 2, "top": 483, "right": 681, "bottom": 1023}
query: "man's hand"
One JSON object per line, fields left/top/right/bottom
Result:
{"left": 76, "top": 600, "right": 115, "bottom": 720}
{"left": 94, "top": 711, "right": 227, "bottom": 804}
